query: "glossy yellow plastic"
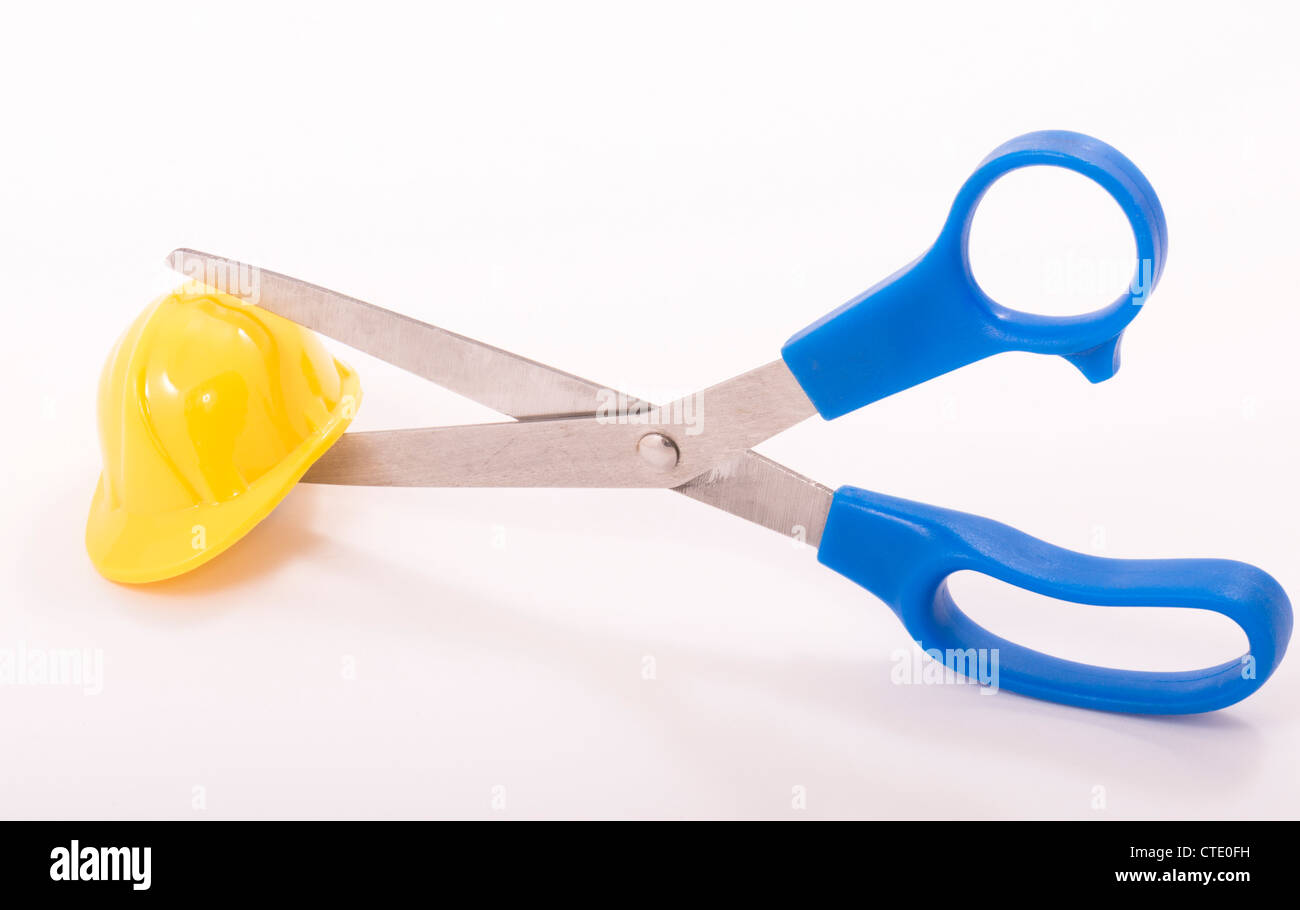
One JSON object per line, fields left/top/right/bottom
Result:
{"left": 86, "top": 284, "right": 361, "bottom": 583}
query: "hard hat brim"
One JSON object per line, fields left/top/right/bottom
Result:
{"left": 86, "top": 360, "right": 361, "bottom": 584}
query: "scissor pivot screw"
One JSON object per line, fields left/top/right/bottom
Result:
{"left": 637, "top": 432, "right": 679, "bottom": 472}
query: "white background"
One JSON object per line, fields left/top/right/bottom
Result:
{"left": 2, "top": 1, "right": 1297, "bottom": 819}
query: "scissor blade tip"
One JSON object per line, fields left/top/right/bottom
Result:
{"left": 165, "top": 248, "right": 238, "bottom": 279}
{"left": 164, "top": 248, "right": 195, "bottom": 268}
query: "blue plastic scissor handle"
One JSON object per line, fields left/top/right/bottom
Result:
{"left": 781, "top": 130, "right": 1168, "bottom": 419}
{"left": 818, "top": 487, "right": 1292, "bottom": 714}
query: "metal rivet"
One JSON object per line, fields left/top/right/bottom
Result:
{"left": 636, "top": 432, "right": 679, "bottom": 472}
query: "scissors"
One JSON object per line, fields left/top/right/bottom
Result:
{"left": 168, "top": 130, "right": 1291, "bottom": 715}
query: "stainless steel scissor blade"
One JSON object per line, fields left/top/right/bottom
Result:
{"left": 167, "top": 249, "right": 617, "bottom": 421}
{"left": 166, "top": 249, "right": 834, "bottom": 542}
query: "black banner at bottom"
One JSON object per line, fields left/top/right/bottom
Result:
{"left": 0, "top": 820, "right": 1290, "bottom": 896}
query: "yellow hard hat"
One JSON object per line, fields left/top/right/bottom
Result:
{"left": 86, "top": 284, "right": 361, "bottom": 583}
